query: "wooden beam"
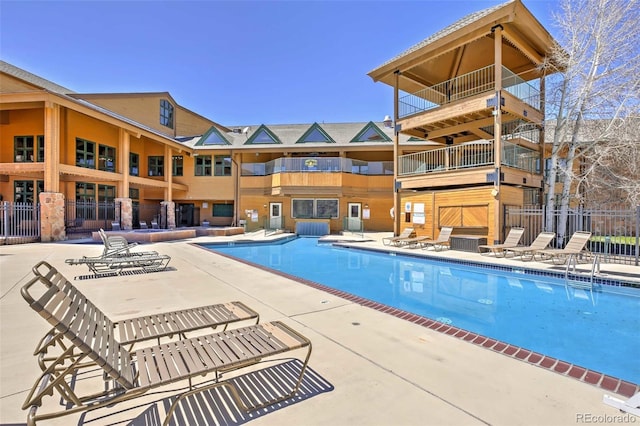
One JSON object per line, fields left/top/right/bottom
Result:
{"left": 502, "top": 27, "right": 544, "bottom": 65}
{"left": 427, "top": 116, "right": 495, "bottom": 139}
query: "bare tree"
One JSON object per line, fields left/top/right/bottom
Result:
{"left": 542, "top": 0, "right": 640, "bottom": 242}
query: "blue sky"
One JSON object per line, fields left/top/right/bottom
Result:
{"left": 1, "top": 0, "right": 556, "bottom": 128}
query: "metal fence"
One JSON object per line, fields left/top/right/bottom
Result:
{"left": 0, "top": 201, "right": 40, "bottom": 245}
{"left": 505, "top": 205, "right": 640, "bottom": 265}
{"left": 64, "top": 200, "right": 119, "bottom": 234}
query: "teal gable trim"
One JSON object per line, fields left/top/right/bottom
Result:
{"left": 244, "top": 125, "right": 282, "bottom": 145}
{"left": 350, "top": 122, "right": 391, "bottom": 143}
{"left": 295, "top": 123, "right": 335, "bottom": 144}
{"left": 195, "top": 126, "right": 231, "bottom": 146}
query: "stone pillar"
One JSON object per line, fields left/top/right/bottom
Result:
{"left": 39, "top": 192, "right": 65, "bottom": 242}
{"left": 161, "top": 201, "right": 176, "bottom": 229}
{"left": 115, "top": 197, "right": 133, "bottom": 230}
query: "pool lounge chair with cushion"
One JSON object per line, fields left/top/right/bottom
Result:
{"left": 30, "top": 261, "right": 260, "bottom": 349}
{"left": 382, "top": 227, "right": 415, "bottom": 246}
{"left": 533, "top": 231, "right": 592, "bottom": 264}
{"left": 477, "top": 227, "right": 525, "bottom": 257}
{"left": 21, "top": 264, "right": 312, "bottom": 426}
{"left": 505, "top": 231, "right": 556, "bottom": 261}
{"left": 419, "top": 226, "right": 453, "bottom": 251}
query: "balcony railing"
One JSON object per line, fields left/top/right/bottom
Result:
{"left": 398, "top": 65, "right": 540, "bottom": 118}
{"left": 241, "top": 157, "right": 394, "bottom": 176}
{"left": 398, "top": 140, "right": 540, "bottom": 176}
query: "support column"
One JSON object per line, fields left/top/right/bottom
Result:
{"left": 43, "top": 102, "right": 60, "bottom": 193}
{"left": 115, "top": 197, "right": 133, "bottom": 230}
{"left": 164, "top": 145, "right": 172, "bottom": 203}
{"left": 39, "top": 192, "right": 65, "bottom": 242}
{"left": 161, "top": 201, "right": 176, "bottom": 229}
{"left": 393, "top": 70, "right": 401, "bottom": 236}
{"left": 119, "top": 129, "right": 130, "bottom": 198}
{"left": 492, "top": 24, "right": 504, "bottom": 244}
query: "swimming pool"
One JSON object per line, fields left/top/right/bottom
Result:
{"left": 201, "top": 237, "right": 640, "bottom": 385}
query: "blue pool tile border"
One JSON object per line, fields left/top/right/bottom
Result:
{"left": 195, "top": 241, "right": 640, "bottom": 397}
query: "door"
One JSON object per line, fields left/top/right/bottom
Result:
{"left": 269, "top": 202, "right": 283, "bottom": 229}
{"left": 347, "top": 203, "right": 362, "bottom": 231}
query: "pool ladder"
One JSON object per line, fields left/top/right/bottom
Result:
{"left": 564, "top": 253, "right": 600, "bottom": 290}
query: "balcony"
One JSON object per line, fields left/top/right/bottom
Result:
{"left": 241, "top": 157, "right": 394, "bottom": 176}
{"left": 398, "top": 65, "right": 541, "bottom": 119}
{"left": 398, "top": 140, "right": 540, "bottom": 177}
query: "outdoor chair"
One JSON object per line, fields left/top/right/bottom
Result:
{"left": 419, "top": 226, "right": 453, "bottom": 251}
{"left": 382, "top": 227, "right": 415, "bottom": 246}
{"left": 65, "top": 251, "right": 171, "bottom": 276}
{"left": 98, "top": 228, "right": 141, "bottom": 257}
{"left": 477, "top": 227, "right": 525, "bottom": 257}
{"left": 504, "top": 231, "right": 556, "bottom": 261}
{"left": 29, "top": 261, "right": 260, "bottom": 351}
{"left": 139, "top": 220, "right": 148, "bottom": 229}
{"left": 604, "top": 391, "right": 640, "bottom": 417}
{"left": 21, "top": 262, "right": 312, "bottom": 426}
{"left": 395, "top": 235, "right": 431, "bottom": 248}
{"left": 533, "top": 231, "right": 592, "bottom": 264}
{"left": 66, "top": 230, "right": 171, "bottom": 276}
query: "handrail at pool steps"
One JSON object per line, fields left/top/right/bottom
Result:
{"left": 564, "top": 253, "right": 603, "bottom": 290}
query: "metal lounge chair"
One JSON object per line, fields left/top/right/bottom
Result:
{"left": 98, "top": 228, "right": 141, "bottom": 257}
{"left": 65, "top": 250, "right": 172, "bottom": 275}
{"left": 477, "top": 227, "right": 525, "bottom": 257}
{"left": 394, "top": 235, "right": 431, "bottom": 248}
{"left": 419, "top": 226, "right": 453, "bottom": 251}
{"left": 603, "top": 391, "right": 640, "bottom": 416}
{"left": 21, "top": 265, "right": 312, "bottom": 426}
{"left": 505, "top": 231, "right": 556, "bottom": 261}
{"left": 30, "top": 261, "right": 260, "bottom": 350}
{"left": 533, "top": 231, "right": 592, "bottom": 264}
{"left": 382, "top": 227, "right": 415, "bottom": 246}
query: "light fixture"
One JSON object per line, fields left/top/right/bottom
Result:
{"left": 364, "top": 204, "right": 369, "bottom": 209}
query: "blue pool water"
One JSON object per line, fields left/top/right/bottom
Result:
{"left": 202, "top": 237, "right": 640, "bottom": 384}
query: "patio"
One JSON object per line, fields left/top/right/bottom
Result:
{"left": 1, "top": 234, "right": 636, "bottom": 425}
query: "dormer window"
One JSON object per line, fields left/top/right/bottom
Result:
{"left": 160, "top": 99, "right": 174, "bottom": 129}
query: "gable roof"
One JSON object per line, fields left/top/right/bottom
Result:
{"left": 0, "top": 60, "right": 75, "bottom": 94}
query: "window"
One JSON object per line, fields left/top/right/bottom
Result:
{"left": 244, "top": 125, "right": 281, "bottom": 145}
{"left": 172, "top": 156, "right": 183, "bottom": 176}
{"left": 148, "top": 156, "right": 164, "bottom": 176}
{"left": 130, "top": 153, "right": 139, "bottom": 176}
{"left": 214, "top": 155, "right": 231, "bottom": 176}
{"left": 98, "top": 184, "right": 116, "bottom": 220}
{"left": 13, "top": 135, "right": 44, "bottom": 162}
{"left": 37, "top": 136, "right": 44, "bottom": 162}
{"left": 350, "top": 122, "right": 391, "bottom": 143}
{"left": 76, "top": 138, "right": 96, "bottom": 169}
{"left": 14, "top": 136, "right": 34, "bottom": 162}
{"left": 296, "top": 123, "right": 335, "bottom": 143}
{"left": 195, "top": 155, "right": 212, "bottom": 176}
{"left": 14, "top": 180, "right": 43, "bottom": 203}
{"left": 213, "top": 204, "right": 233, "bottom": 217}
{"left": 75, "top": 182, "right": 96, "bottom": 220}
{"left": 98, "top": 145, "right": 116, "bottom": 172}
{"left": 160, "top": 99, "right": 174, "bottom": 129}
{"left": 196, "top": 127, "right": 230, "bottom": 146}
{"left": 292, "top": 199, "right": 338, "bottom": 219}
{"left": 129, "top": 187, "right": 139, "bottom": 200}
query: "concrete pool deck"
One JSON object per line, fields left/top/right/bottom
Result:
{"left": 1, "top": 232, "right": 638, "bottom": 425}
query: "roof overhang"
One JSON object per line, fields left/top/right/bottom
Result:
{"left": 368, "top": 0, "right": 563, "bottom": 92}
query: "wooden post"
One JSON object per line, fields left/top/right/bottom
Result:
{"left": 493, "top": 24, "right": 503, "bottom": 244}
{"left": 393, "top": 70, "right": 401, "bottom": 236}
